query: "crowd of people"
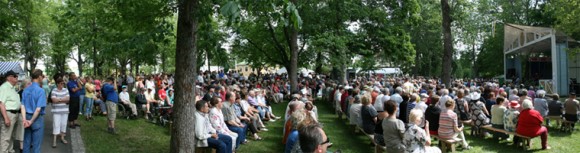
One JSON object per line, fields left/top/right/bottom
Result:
{"left": 2, "top": 67, "right": 580, "bottom": 153}
{"left": 321, "top": 77, "right": 580, "bottom": 152}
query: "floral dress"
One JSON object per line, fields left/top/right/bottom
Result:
{"left": 403, "top": 124, "right": 441, "bottom": 153}
{"left": 470, "top": 101, "right": 490, "bottom": 128}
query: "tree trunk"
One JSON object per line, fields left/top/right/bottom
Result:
{"left": 340, "top": 63, "right": 347, "bottom": 84}
{"left": 288, "top": 0, "right": 300, "bottom": 93}
{"left": 170, "top": 0, "right": 198, "bottom": 152}
{"left": 314, "top": 52, "right": 323, "bottom": 73}
{"left": 78, "top": 48, "right": 83, "bottom": 77}
{"left": 441, "top": 0, "right": 453, "bottom": 87}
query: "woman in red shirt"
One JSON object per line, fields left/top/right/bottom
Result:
{"left": 516, "top": 99, "right": 550, "bottom": 150}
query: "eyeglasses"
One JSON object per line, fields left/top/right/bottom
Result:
{"left": 320, "top": 137, "right": 332, "bottom": 148}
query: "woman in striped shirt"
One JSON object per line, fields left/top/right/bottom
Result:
{"left": 438, "top": 99, "right": 471, "bottom": 150}
{"left": 50, "top": 78, "right": 70, "bottom": 148}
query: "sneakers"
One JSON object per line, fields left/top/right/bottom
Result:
{"left": 261, "top": 128, "right": 269, "bottom": 132}
{"left": 269, "top": 119, "right": 276, "bottom": 122}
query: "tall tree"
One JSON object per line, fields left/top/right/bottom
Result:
{"left": 223, "top": 0, "right": 303, "bottom": 92}
{"left": 170, "top": 0, "right": 198, "bottom": 152}
{"left": 441, "top": 0, "right": 453, "bottom": 86}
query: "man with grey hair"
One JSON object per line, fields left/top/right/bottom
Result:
{"left": 390, "top": 87, "right": 403, "bottom": 117}
{"left": 374, "top": 88, "right": 390, "bottom": 112}
{"left": 533, "top": 90, "right": 548, "bottom": 118}
{"left": 299, "top": 123, "right": 331, "bottom": 153}
{"left": 438, "top": 89, "right": 450, "bottom": 110}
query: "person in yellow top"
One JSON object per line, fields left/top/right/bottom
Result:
{"left": 0, "top": 70, "right": 29, "bottom": 153}
{"left": 84, "top": 77, "right": 97, "bottom": 121}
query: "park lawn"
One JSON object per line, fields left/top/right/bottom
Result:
{"left": 80, "top": 98, "right": 580, "bottom": 153}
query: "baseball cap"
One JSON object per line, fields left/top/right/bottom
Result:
{"left": 3, "top": 70, "right": 18, "bottom": 77}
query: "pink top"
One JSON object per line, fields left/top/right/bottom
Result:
{"left": 94, "top": 80, "right": 102, "bottom": 91}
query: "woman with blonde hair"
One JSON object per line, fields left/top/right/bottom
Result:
{"left": 404, "top": 109, "right": 441, "bottom": 153}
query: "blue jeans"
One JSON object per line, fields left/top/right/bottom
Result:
{"left": 257, "top": 107, "right": 265, "bottom": 119}
{"left": 207, "top": 133, "right": 233, "bottom": 153}
{"left": 85, "top": 97, "right": 94, "bottom": 116}
{"left": 79, "top": 96, "right": 85, "bottom": 114}
{"left": 95, "top": 100, "right": 107, "bottom": 113}
{"left": 24, "top": 114, "right": 44, "bottom": 153}
{"left": 228, "top": 125, "right": 247, "bottom": 149}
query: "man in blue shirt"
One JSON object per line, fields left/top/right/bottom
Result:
{"left": 67, "top": 72, "right": 82, "bottom": 128}
{"left": 102, "top": 77, "right": 119, "bottom": 134}
{"left": 21, "top": 69, "right": 47, "bottom": 153}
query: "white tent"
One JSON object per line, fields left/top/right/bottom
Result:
{"left": 276, "top": 67, "right": 287, "bottom": 74}
{"left": 373, "top": 68, "right": 402, "bottom": 75}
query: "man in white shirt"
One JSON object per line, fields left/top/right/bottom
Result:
{"left": 374, "top": 88, "right": 390, "bottom": 112}
{"left": 119, "top": 86, "right": 137, "bottom": 118}
{"left": 126, "top": 74, "right": 134, "bottom": 93}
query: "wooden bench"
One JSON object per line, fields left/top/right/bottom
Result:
{"left": 481, "top": 125, "right": 534, "bottom": 150}
{"left": 546, "top": 116, "right": 563, "bottom": 127}
{"left": 431, "top": 134, "right": 461, "bottom": 153}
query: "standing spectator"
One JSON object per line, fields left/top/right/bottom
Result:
{"left": 390, "top": 87, "right": 403, "bottom": 117}
{"left": 0, "top": 70, "right": 26, "bottom": 153}
{"left": 78, "top": 77, "right": 86, "bottom": 116}
{"left": 361, "top": 95, "right": 378, "bottom": 135}
{"left": 133, "top": 76, "right": 145, "bottom": 94}
{"left": 374, "top": 100, "right": 390, "bottom": 146}
{"left": 22, "top": 69, "right": 47, "bottom": 153}
{"left": 84, "top": 77, "right": 96, "bottom": 121}
{"left": 382, "top": 100, "right": 405, "bottom": 153}
{"left": 103, "top": 77, "right": 119, "bottom": 134}
{"left": 349, "top": 90, "right": 363, "bottom": 128}
{"left": 564, "top": 93, "right": 580, "bottom": 128}
{"left": 119, "top": 86, "right": 138, "bottom": 118}
{"left": 127, "top": 74, "right": 134, "bottom": 93}
{"left": 399, "top": 93, "right": 410, "bottom": 123}
{"left": 158, "top": 83, "right": 168, "bottom": 106}
{"left": 67, "top": 72, "right": 82, "bottom": 128}
{"left": 516, "top": 100, "right": 550, "bottom": 150}
{"left": 50, "top": 78, "right": 69, "bottom": 148}
{"left": 195, "top": 100, "right": 233, "bottom": 153}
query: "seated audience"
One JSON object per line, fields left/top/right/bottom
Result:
{"left": 425, "top": 95, "right": 441, "bottom": 135}
{"left": 516, "top": 99, "right": 551, "bottom": 150}
{"left": 404, "top": 109, "right": 441, "bottom": 153}
{"left": 208, "top": 97, "right": 239, "bottom": 151}
{"left": 490, "top": 97, "right": 508, "bottom": 140}
{"left": 383, "top": 100, "right": 406, "bottom": 153}
{"left": 564, "top": 93, "right": 579, "bottom": 128}
{"left": 438, "top": 99, "right": 471, "bottom": 150}
{"left": 194, "top": 100, "right": 233, "bottom": 153}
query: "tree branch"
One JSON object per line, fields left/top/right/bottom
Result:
{"left": 246, "top": 39, "right": 285, "bottom": 66}
{"left": 266, "top": 20, "right": 290, "bottom": 61}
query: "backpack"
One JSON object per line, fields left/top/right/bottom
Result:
{"left": 455, "top": 98, "right": 470, "bottom": 120}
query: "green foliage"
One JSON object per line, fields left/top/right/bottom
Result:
{"left": 548, "top": 0, "right": 580, "bottom": 40}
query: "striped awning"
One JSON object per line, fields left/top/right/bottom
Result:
{"left": 0, "top": 61, "right": 25, "bottom": 76}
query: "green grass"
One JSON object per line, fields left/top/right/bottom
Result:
{"left": 80, "top": 99, "right": 580, "bottom": 153}
{"left": 79, "top": 116, "right": 171, "bottom": 153}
